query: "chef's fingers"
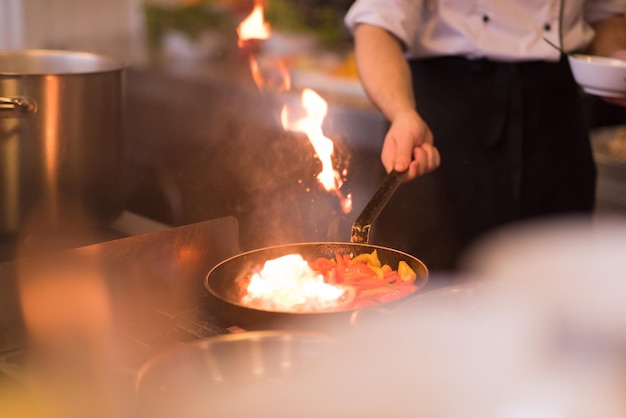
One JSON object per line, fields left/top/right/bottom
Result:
{"left": 395, "top": 123, "right": 433, "bottom": 173}
{"left": 380, "top": 137, "right": 396, "bottom": 174}
{"left": 408, "top": 143, "right": 440, "bottom": 179}
{"left": 388, "top": 137, "right": 413, "bottom": 173}
{"left": 421, "top": 143, "right": 441, "bottom": 171}
{"left": 381, "top": 132, "right": 408, "bottom": 174}
{"left": 405, "top": 127, "right": 437, "bottom": 180}
{"left": 381, "top": 111, "right": 435, "bottom": 178}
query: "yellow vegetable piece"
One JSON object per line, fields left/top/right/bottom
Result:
{"left": 352, "top": 250, "right": 381, "bottom": 268}
{"left": 369, "top": 265, "right": 385, "bottom": 280}
{"left": 398, "top": 261, "right": 417, "bottom": 282}
{"left": 351, "top": 251, "right": 371, "bottom": 264}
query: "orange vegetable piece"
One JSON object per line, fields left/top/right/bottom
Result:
{"left": 306, "top": 252, "right": 419, "bottom": 309}
{"left": 360, "top": 285, "right": 394, "bottom": 297}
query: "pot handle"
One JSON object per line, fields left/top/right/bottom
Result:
{"left": 350, "top": 169, "right": 408, "bottom": 244}
{"left": 0, "top": 97, "right": 37, "bottom": 116}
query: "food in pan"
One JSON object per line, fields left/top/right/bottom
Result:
{"left": 238, "top": 250, "right": 418, "bottom": 312}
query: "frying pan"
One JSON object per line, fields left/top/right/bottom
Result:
{"left": 203, "top": 170, "right": 429, "bottom": 331}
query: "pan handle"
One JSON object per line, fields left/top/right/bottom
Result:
{"left": 350, "top": 169, "right": 408, "bottom": 244}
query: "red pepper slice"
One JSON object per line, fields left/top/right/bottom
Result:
{"left": 339, "top": 262, "right": 378, "bottom": 283}
{"left": 310, "top": 257, "right": 336, "bottom": 275}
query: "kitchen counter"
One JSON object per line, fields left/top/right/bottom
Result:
{"left": 0, "top": 216, "right": 240, "bottom": 351}
{"left": 0, "top": 217, "right": 241, "bottom": 416}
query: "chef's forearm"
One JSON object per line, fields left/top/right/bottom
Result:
{"left": 589, "top": 13, "right": 626, "bottom": 56}
{"left": 353, "top": 24, "right": 417, "bottom": 122}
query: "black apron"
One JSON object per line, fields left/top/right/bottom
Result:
{"left": 370, "top": 55, "right": 596, "bottom": 273}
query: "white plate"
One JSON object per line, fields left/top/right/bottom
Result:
{"left": 568, "top": 54, "right": 626, "bottom": 98}
{"left": 582, "top": 87, "right": 626, "bottom": 98}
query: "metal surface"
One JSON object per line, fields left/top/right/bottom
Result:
{"left": 135, "top": 330, "right": 334, "bottom": 418}
{"left": 0, "top": 216, "right": 241, "bottom": 355}
{"left": 0, "top": 49, "right": 126, "bottom": 233}
{"left": 0, "top": 97, "right": 37, "bottom": 114}
{"left": 0, "top": 216, "right": 241, "bottom": 417}
{"left": 351, "top": 169, "right": 407, "bottom": 244}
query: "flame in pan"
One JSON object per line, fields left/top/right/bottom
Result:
{"left": 242, "top": 254, "right": 348, "bottom": 312}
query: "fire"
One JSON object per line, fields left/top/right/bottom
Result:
{"left": 237, "top": 1, "right": 290, "bottom": 92}
{"left": 248, "top": 55, "right": 291, "bottom": 92}
{"left": 242, "top": 254, "right": 348, "bottom": 312}
{"left": 236, "top": 1, "right": 352, "bottom": 213}
{"left": 281, "top": 89, "right": 352, "bottom": 213}
{"left": 281, "top": 89, "right": 339, "bottom": 191}
{"left": 236, "top": 1, "right": 271, "bottom": 45}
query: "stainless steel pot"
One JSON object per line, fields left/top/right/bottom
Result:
{"left": 0, "top": 49, "right": 125, "bottom": 234}
{"left": 135, "top": 331, "right": 335, "bottom": 418}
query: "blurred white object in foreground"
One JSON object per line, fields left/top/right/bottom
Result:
{"left": 568, "top": 54, "right": 626, "bottom": 98}
{"left": 464, "top": 215, "right": 626, "bottom": 337}
{"left": 212, "top": 215, "right": 626, "bottom": 418}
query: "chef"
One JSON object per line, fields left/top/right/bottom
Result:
{"left": 344, "top": 1, "right": 626, "bottom": 272}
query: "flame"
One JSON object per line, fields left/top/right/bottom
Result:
{"left": 237, "top": 2, "right": 290, "bottom": 91}
{"left": 248, "top": 56, "right": 264, "bottom": 89}
{"left": 281, "top": 89, "right": 352, "bottom": 213}
{"left": 248, "top": 55, "right": 291, "bottom": 92}
{"left": 273, "top": 59, "right": 291, "bottom": 91}
{"left": 236, "top": 1, "right": 351, "bottom": 213}
{"left": 236, "top": 1, "right": 271, "bottom": 44}
{"left": 243, "top": 254, "right": 347, "bottom": 312}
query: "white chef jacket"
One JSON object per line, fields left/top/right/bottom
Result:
{"left": 344, "top": 0, "right": 626, "bottom": 62}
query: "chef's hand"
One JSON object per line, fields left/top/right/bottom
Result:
{"left": 603, "top": 50, "right": 626, "bottom": 107}
{"left": 381, "top": 109, "right": 440, "bottom": 181}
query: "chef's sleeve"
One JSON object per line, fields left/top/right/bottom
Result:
{"left": 344, "top": 0, "right": 423, "bottom": 51}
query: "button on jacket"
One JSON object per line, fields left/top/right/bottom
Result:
{"left": 344, "top": 0, "right": 626, "bottom": 61}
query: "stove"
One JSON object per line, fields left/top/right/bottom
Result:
{"left": 0, "top": 214, "right": 242, "bottom": 416}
